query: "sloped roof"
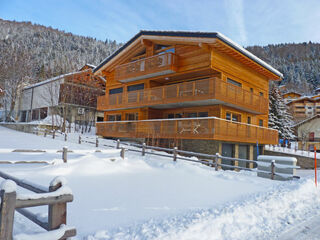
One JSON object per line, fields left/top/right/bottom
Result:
{"left": 294, "top": 114, "right": 320, "bottom": 127}
{"left": 93, "top": 30, "right": 283, "bottom": 78}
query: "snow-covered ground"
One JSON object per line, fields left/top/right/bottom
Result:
{"left": 1, "top": 126, "right": 320, "bottom": 239}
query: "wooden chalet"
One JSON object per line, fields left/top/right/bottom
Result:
{"left": 94, "top": 31, "right": 282, "bottom": 161}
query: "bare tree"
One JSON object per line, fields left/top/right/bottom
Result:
{"left": 0, "top": 45, "right": 32, "bottom": 121}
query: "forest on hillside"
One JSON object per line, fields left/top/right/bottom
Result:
{"left": 247, "top": 42, "right": 320, "bottom": 94}
{"left": 0, "top": 18, "right": 122, "bottom": 83}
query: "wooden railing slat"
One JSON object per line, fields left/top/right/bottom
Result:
{"left": 15, "top": 194, "right": 73, "bottom": 208}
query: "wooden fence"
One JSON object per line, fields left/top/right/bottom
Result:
{"left": 0, "top": 171, "right": 76, "bottom": 240}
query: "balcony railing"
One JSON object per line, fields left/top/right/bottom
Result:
{"left": 115, "top": 52, "right": 178, "bottom": 82}
{"left": 97, "top": 77, "right": 268, "bottom": 114}
{"left": 96, "top": 117, "right": 278, "bottom": 145}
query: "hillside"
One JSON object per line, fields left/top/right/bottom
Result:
{"left": 247, "top": 43, "right": 320, "bottom": 94}
{"left": 0, "top": 18, "right": 121, "bottom": 81}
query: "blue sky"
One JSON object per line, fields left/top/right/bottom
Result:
{"left": 1, "top": 0, "right": 320, "bottom": 46}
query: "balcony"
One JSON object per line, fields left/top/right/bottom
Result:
{"left": 115, "top": 52, "right": 178, "bottom": 82}
{"left": 96, "top": 117, "right": 278, "bottom": 145}
{"left": 98, "top": 77, "right": 268, "bottom": 114}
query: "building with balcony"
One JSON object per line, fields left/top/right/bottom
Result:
{"left": 94, "top": 31, "right": 282, "bottom": 164}
{"left": 18, "top": 65, "right": 105, "bottom": 129}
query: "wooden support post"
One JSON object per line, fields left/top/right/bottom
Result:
{"left": 64, "top": 133, "right": 67, "bottom": 142}
{"left": 271, "top": 160, "right": 275, "bottom": 180}
{"left": 44, "top": 130, "right": 47, "bottom": 138}
{"left": 120, "top": 148, "right": 125, "bottom": 159}
{"left": 116, "top": 139, "right": 120, "bottom": 149}
{"left": 78, "top": 135, "right": 81, "bottom": 144}
{"left": 142, "top": 143, "right": 146, "bottom": 156}
{"left": 96, "top": 137, "right": 99, "bottom": 148}
{"left": 173, "top": 147, "right": 178, "bottom": 161}
{"left": 214, "top": 154, "right": 219, "bottom": 171}
{"left": 0, "top": 181, "right": 17, "bottom": 240}
{"left": 62, "top": 147, "right": 67, "bottom": 163}
{"left": 53, "top": 130, "right": 55, "bottom": 139}
{"left": 48, "top": 179, "right": 67, "bottom": 236}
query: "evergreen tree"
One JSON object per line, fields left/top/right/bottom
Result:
{"left": 268, "top": 86, "right": 295, "bottom": 140}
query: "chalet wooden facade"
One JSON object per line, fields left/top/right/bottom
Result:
{"left": 94, "top": 31, "right": 282, "bottom": 160}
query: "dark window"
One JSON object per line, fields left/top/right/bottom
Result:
{"left": 175, "top": 113, "right": 183, "bottom": 118}
{"left": 226, "top": 112, "right": 231, "bottom": 120}
{"left": 108, "top": 114, "right": 121, "bottom": 121}
{"left": 126, "top": 113, "right": 138, "bottom": 121}
{"left": 187, "top": 112, "right": 197, "bottom": 118}
{"left": 97, "top": 117, "right": 104, "bottom": 122}
{"left": 109, "top": 87, "right": 123, "bottom": 95}
{"left": 20, "top": 111, "right": 27, "bottom": 122}
{"left": 32, "top": 109, "right": 39, "bottom": 120}
{"left": 167, "top": 113, "right": 174, "bottom": 119}
{"left": 250, "top": 88, "right": 253, "bottom": 93}
{"left": 232, "top": 114, "right": 240, "bottom": 122}
{"left": 259, "top": 92, "right": 264, "bottom": 97}
{"left": 259, "top": 119, "right": 263, "bottom": 127}
{"left": 227, "top": 78, "right": 242, "bottom": 87}
{"left": 40, "top": 107, "right": 47, "bottom": 120}
{"left": 127, "top": 83, "right": 144, "bottom": 92}
{"left": 198, "top": 112, "right": 208, "bottom": 117}
{"left": 247, "top": 116, "right": 251, "bottom": 124}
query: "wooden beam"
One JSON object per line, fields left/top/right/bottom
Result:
{"left": 199, "top": 43, "right": 211, "bottom": 52}
{"left": 141, "top": 39, "right": 153, "bottom": 47}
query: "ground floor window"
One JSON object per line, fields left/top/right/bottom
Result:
{"left": 20, "top": 111, "right": 27, "bottom": 122}
{"left": 107, "top": 114, "right": 121, "bottom": 121}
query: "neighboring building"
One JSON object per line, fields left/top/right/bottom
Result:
{"left": 282, "top": 91, "right": 302, "bottom": 104}
{"left": 94, "top": 31, "right": 282, "bottom": 163}
{"left": 294, "top": 114, "right": 320, "bottom": 151}
{"left": 287, "top": 95, "right": 320, "bottom": 123}
{"left": 18, "top": 66, "right": 105, "bottom": 127}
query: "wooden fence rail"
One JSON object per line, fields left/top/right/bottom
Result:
{"left": 0, "top": 171, "right": 76, "bottom": 240}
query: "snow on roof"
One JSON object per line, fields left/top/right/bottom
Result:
{"left": 85, "top": 64, "right": 96, "bottom": 68}
{"left": 94, "top": 30, "right": 283, "bottom": 78}
{"left": 23, "top": 70, "right": 89, "bottom": 90}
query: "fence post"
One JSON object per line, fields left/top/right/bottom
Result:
{"left": 215, "top": 153, "right": 221, "bottom": 171}
{"left": 62, "top": 147, "right": 68, "bottom": 163}
{"left": 214, "top": 154, "right": 219, "bottom": 171}
{"left": 173, "top": 147, "right": 178, "bottom": 161}
{"left": 48, "top": 178, "right": 67, "bottom": 234}
{"left": 271, "top": 160, "right": 275, "bottom": 180}
{"left": 96, "top": 137, "right": 99, "bottom": 148}
{"left": 116, "top": 139, "right": 120, "bottom": 149}
{"left": 78, "top": 135, "right": 81, "bottom": 144}
{"left": 120, "top": 148, "right": 125, "bottom": 159}
{"left": 0, "top": 180, "right": 17, "bottom": 240}
{"left": 142, "top": 143, "right": 146, "bottom": 156}
{"left": 52, "top": 130, "right": 55, "bottom": 139}
{"left": 44, "top": 129, "right": 47, "bottom": 138}
{"left": 64, "top": 133, "right": 67, "bottom": 142}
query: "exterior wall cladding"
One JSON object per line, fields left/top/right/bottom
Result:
{"left": 94, "top": 31, "right": 281, "bottom": 163}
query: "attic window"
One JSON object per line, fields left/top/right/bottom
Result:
{"left": 155, "top": 45, "right": 175, "bottom": 54}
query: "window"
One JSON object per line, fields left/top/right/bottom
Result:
{"left": 108, "top": 114, "right": 121, "bottom": 121}
{"left": 40, "top": 107, "right": 47, "bottom": 120}
{"left": 187, "top": 112, "right": 197, "bottom": 118}
{"left": 227, "top": 78, "right": 242, "bottom": 87}
{"left": 32, "top": 109, "right": 39, "bottom": 120}
{"left": 126, "top": 113, "right": 138, "bottom": 121}
{"left": 259, "top": 92, "right": 264, "bottom": 97}
{"left": 247, "top": 116, "right": 251, "bottom": 124}
{"left": 109, "top": 87, "right": 123, "bottom": 95}
{"left": 198, "top": 112, "right": 208, "bottom": 117}
{"left": 127, "top": 83, "right": 144, "bottom": 92}
{"left": 226, "top": 112, "right": 241, "bottom": 122}
{"left": 250, "top": 88, "right": 253, "bottom": 93}
{"left": 232, "top": 114, "right": 240, "bottom": 122}
{"left": 175, "top": 113, "right": 183, "bottom": 118}
{"left": 259, "top": 119, "right": 263, "bottom": 127}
